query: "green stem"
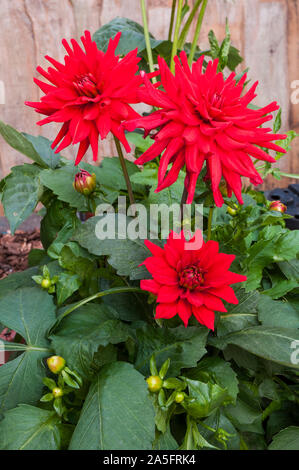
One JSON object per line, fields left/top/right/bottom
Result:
{"left": 52, "top": 287, "right": 146, "bottom": 331}
{"left": 207, "top": 206, "right": 214, "bottom": 241}
{"left": 140, "top": 0, "right": 157, "bottom": 83}
{"left": 170, "top": 0, "right": 184, "bottom": 73}
{"left": 114, "top": 136, "right": 135, "bottom": 207}
{"left": 168, "top": 0, "right": 177, "bottom": 41}
{"left": 178, "top": 0, "right": 203, "bottom": 49}
{"left": 188, "top": 0, "right": 208, "bottom": 65}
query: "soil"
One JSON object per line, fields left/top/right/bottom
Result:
{"left": 0, "top": 229, "right": 42, "bottom": 280}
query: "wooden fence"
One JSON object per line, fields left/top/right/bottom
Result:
{"left": 0, "top": 0, "right": 298, "bottom": 191}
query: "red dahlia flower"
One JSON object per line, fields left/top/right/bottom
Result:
{"left": 140, "top": 230, "right": 246, "bottom": 329}
{"left": 125, "top": 53, "right": 287, "bottom": 206}
{"left": 26, "top": 31, "right": 143, "bottom": 164}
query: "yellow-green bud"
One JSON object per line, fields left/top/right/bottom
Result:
{"left": 146, "top": 375, "right": 163, "bottom": 393}
{"left": 41, "top": 278, "right": 51, "bottom": 289}
{"left": 175, "top": 392, "right": 185, "bottom": 403}
{"left": 227, "top": 204, "right": 238, "bottom": 216}
{"left": 52, "top": 387, "right": 63, "bottom": 398}
{"left": 47, "top": 356, "right": 66, "bottom": 374}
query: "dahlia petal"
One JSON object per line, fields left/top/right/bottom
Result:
{"left": 51, "top": 122, "right": 69, "bottom": 149}
{"left": 155, "top": 302, "right": 177, "bottom": 320}
{"left": 135, "top": 139, "right": 168, "bottom": 165}
{"left": 156, "top": 150, "right": 185, "bottom": 192}
{"left": 143, "top": 258, "right": 178, "bottom": 285}
{"left": 75, "top": 139, "right": 90, "bottom": 165}
{"left": 97, "top": 113, "right": 111, "bottom": 140}
{"left": 144, "top": 239, "right": 164, "bottom": 257}
{"left": 185, "top": 290, "right": 204, "bottom": 307}
{"left": 177, "top": 299, "right": 192, "bottom": 327}
{"left": 158, "top": 137, "right": 184, "bottom": 184}
{"left": 202, "top": 293, "right": 227, "bottom": 312}
{"left": 192, "top": 305, "right": 215, "bottom": 330}
{"left": 111, "top": 121, "right": 131, "bottom": 152}
{"left": 157, "top": 285, "right": 180, "bottom": 303}
{"left": 140, "top": 279, "right": 160, "bottom": 295}
{"left": 209, "top": 286, "right": 239, "bottom": 304}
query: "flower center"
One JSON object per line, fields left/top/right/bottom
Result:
{"left": 74, "top": 73, "right": 99, "bottom": 98}
{"left": 179, "top": 265, "right": 205, "bottom": 290}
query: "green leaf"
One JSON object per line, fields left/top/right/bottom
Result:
{"left": 275, "top": 130, "right": 298, "bottom": 160}
{"left": 69, "top": 362, "right": 155, "bottom": 450}
{"left": 0, "top": 267, "right": 37, "bottom": 299}
{"left": 56, "top": 272, "right": 81, "bottom": 305}
{"left": 211, "top": 326, "right": 299, "bottom": 369}
{"left": 0, "top": 405, "right": 60, "bottom": 450}
{"left": 182, "top": 378, "right": 229, "bottom": 419}
{"left": 278, "top": 259, "right": 299, "bottom": 281}
{"left": 269, "top": 426, "right": 299, "bottom": 450}
{"left": 73, "top": 214, "right": 150, "bottom": 280}
{"left": 135, "top": 325, "right": 209, "bottom": 376}
{"left": 245, "top": 228, "right": 299, "bottom": 291}
{"left": 0, "top": 287, "right": 56, "bottom": 412}
{"left": 257, "top": 295, "right": 299, "bottom": 328}
{"left": 0, "top": 121, "right": 48, "bottom": 168}
{"left": 153, "top": 426, "right": 178, "bottom": 450}
{"left": 22, "top": 133, "right": 61, "bottom": 169}
{"left": 3, "top": 169, "right": 42, "bottom": 233}
{"left": 217, "top": 288, "right": 260, "bottom": 336}
{"left": 92, "top": 17, "right": 162, "bottom": 55}
{"left": 50, "top": 304, "right": 130, "bottom": 380}
{"left": 262, "top": 279, "right": 298, "bottom": 299}
{"left": 273, "top": 108, "right": 282, "bottom": 133}
{"left": 186, "top": 357, "right": 239, "bottom": 404}
{"left": 127, "top": 132, "right": 153, "bottom": 154}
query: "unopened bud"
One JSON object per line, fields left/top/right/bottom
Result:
{"left": 146, "top": 375, "right": 163, "bottom": 393}
{"left": 73, "top": 169, "right": 96, "bottom": 196}
{"left": 52, "top": 387, "right": 63, "bottom": 398}
{"left": 227, "top": 204, "right": 238, "bottom": 216}
{"left": 47, "top": 356, "right": 66, "bottom": 374}
{"left": 269, "top": 200, "right": 287, "bottom": 213}
{"left": 175, "top": 392, "right": 185, "bottom": 403}
{"left": 41, "top": 278, "right": 51, "bottom": 289}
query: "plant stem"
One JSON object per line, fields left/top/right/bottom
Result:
{"left": 168, "top": 0, "right": 177, "bottom": 41}
{"left": 52, "top": 287, "right": 146, "bottom": 331}
{"left": 140, "top": 0, "right": 157, "bottom": 83}
{"left": 170, "top": 0, "right": 184, "bottom": 73}
{"left": 180, "top": 186, "right": 188, "bottom": 225}
{"left": 207, "top": 206, "right": 214, "bottom": 240}
{"left": 114, "top": 136, "right": 135, "bottom": 207}
{"left": 178, "top": 0, "right": 203, "bottom": 49}
{"left": 188, "top": 0, "right": 208, "bottom": 65}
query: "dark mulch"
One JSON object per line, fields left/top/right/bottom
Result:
{"left": 0, "top": 229, "right": 42, "bottom": 280}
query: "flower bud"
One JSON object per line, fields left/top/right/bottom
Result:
{"left": 52, "top": 387, "right": 63, "bottom": 398}
{"left": 146, "top": 375, "right": 163, "bottom": 393}
{"left": 227, "top": 204, "right": 238, "bottom": 216}
{"left": 175, "top": 392, "right": 185, "bottom": 403}
{"left": 269, "top": 200, "right": 287, "bottom": 213}
{"left": 41, "top": 278, "right": 51, "bottom": 289}
{"left": 47, "top": 356, "right": 66, "bottom": 374}
{"left": 73, "top": 169, "right": 96, "bottom": 196}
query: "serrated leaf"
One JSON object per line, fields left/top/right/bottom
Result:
{"left": 69, "top": 362, "right": 155, "bottom": 450}
{"left": 50, "top": 304, "right": 130, "bottom": 380}
{"left": 0, "top": 287, "right": 56, "bottom": 413}
{"left": 73, "top": 214, "right": 150, "bottom": 280}
{"left": 22, "top": 133, "right": 61, "bottom": 169}
{"left": 3, "top": 171, "right": 41, "bottom": 233}
{"left": 135, "top": 325, "right": 209, "bottom": 376}
{"left": 210, "top": 326, "right": 299, "bottom": 369}
{"left": 269, "top": 426, "right": 299, "bottom": 450}
{"left": 92, "top": 17, "right": 162, "bottom": 55}
{"left": 0, "top": 121, "right": 48, "bottom": 168}
{"left": 0, "top": 405, "right": 60, "bottom": 450}
{"left": 257, "top": 295, "right": 299, "bottom": 328}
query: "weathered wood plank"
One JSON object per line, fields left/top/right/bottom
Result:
{"left": 0, "top": 0, "right": 297, "bottom": 192}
